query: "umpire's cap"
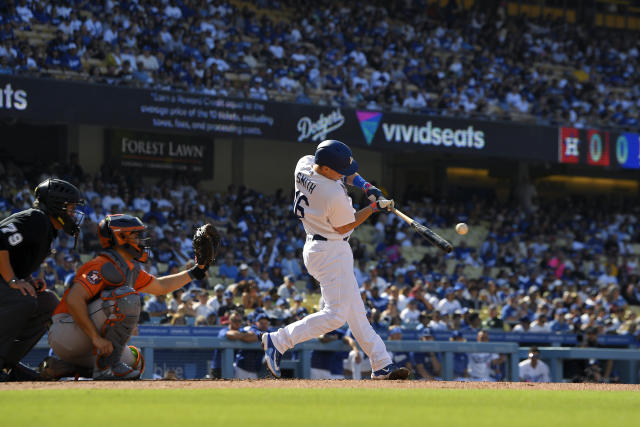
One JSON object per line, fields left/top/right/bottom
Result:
{"left": 314, "top": 140, "right": 358, "bottom": 176}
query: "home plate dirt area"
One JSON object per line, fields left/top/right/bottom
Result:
{"left": 1, "top": 380, "right": 638, "bottom": 391}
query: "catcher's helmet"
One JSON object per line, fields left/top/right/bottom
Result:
{"left": 34, "top": 178, "right": 85, "bottom": 238}
{"left": 98, "top": 214, "right": 149, "bottom": 262}
{"left": 314, "top": 140, "right": 358, "bottom": 176}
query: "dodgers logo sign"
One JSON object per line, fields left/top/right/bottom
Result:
{"left": 296, "top": 108, "right": 345, "bottom": 142}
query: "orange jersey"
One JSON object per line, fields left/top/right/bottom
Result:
{"left": 54, "top": 254, "right": 154, "bottom": 315}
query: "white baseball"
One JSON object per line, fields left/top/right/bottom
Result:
{"left": 455, "top": 223, "right": 468, "bottom": 235}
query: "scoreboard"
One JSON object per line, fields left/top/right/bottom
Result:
{"left": 559, "top": 127, "right": 640, "bottom": 169}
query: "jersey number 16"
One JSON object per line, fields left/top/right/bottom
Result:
{"left": 293, "top": 190, "right": 309, "bottom": 219}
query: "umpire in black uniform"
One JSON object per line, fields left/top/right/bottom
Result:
{"left": 0, "top": 178, "right": 84, "bottom": 381}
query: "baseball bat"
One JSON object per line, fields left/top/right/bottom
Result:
{"left": 389, "top": 205, "right": 454, "bottom": 253}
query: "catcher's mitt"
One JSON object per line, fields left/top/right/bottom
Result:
{"left": 192, "top": 223, "right": 221, "bottom": 267}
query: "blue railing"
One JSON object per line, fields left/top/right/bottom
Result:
{"left": 32, "top": 331, "right": 640, "bottom": 382}
{"left": 136, "top": 325, "right": 639, "bottom": 347}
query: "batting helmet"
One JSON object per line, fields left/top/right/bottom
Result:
{"left": 34, "top": 178, "right": 85, "bottom": 238}
{"left": 314, "top": 140, "right": 358, "bottom": 176}
{"left": 98, "top": 214, "right": 149, "bottom": 262}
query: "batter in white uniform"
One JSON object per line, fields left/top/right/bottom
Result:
{"left": 262, "top": 140, "right": 409, "bottom": 380}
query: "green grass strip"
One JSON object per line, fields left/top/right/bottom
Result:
{"left": 1, "top": 388, "right": 637, "bottom": 427}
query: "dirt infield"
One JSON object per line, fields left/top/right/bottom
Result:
{"left": 1, "top": 380, "right": 638, "bottom": 391}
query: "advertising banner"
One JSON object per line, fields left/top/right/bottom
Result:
{"left": 106, "top": 130, "right": 213, "bottom": 178}
{"left": 0, "top": 76, "right": 557, "bottom": 162}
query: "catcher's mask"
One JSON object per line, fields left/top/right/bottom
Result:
{"left": 98, "top": 214, "right": 150, "bottom": 262}
{"left": 34, "top": 178, "right": 85, "bottom": 247}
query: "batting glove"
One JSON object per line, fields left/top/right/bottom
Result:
{"left": 364, "top": 183, "right": 383, "bottom": 202}
{"left": 352, "top": 175, "right": 384, "bottom": 202}
{"left": 371, "top": 199, "right": 394, "bottom": 212}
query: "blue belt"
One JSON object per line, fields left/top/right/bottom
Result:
{"left": 312, "top": 234, "right": 349, "bottom": 241}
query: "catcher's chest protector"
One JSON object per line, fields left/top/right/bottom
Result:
{"left": 98, "top": 249, "right": 141, "bottom": 288}
{"left": 96, "top": 249, "right": 142, "bottom": 369}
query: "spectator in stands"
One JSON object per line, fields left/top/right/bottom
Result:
{"left": 519, "top": 346, "right": 550, "bottom": 383}
{"left": 512, "top": 315, "right": 532, "bottom": 332}
{"left": 450, "top": 331, "right": 469, "bottom": 380}
{"left": 39, "top": 259, "right": 58, "bottom": 291}
{"left": 411, "top": 328, "right": 442, "bottom": 380}
{"left": 483, "top": 305, "right": 504, "bottom": 330}
{"left": 367, "top": 265, "right": 388, "bottom": 292}
{"left": 256, "top": 268, "right": 275, "bottom": 291}
{"left": 280, "top": 247, "right": 302, "bottom": 279}
{"left": 387, "top": 326, "right": 412, "bottom": 371}
{"left": 101, "top": 186, "right": 126, "bottom": 213}
{"left": 144, "top": 293, "right": 169, "bottom": 323}
{"left": 177, "top": 291, "right": 197, "bottom": 322}
{"left": 231, "top": 312, "right": 269, "bottom": 379}
{"left": 437, "top": 288, "right": 461, "bottom": 316}
{"left": 219, "top": 253, "right": 238, "bottom": 281}
{"left": 501, "top": 296, "right": 521, "bottom": 327}
{"left": 193, "top": 289, "right": 213, "bottom": 319}
{"left": 217, "top": 290, "right": 241, "bottom": 323}
{"left": 277, "top": 275, "right": 296, "bottom": 300}
{"left": 211, "top": 310, "right": 242, "bottom": 378}
{"left": 530, "top": 313, "right": 552, "bottom": 333}
{"left": 400, "top": 298, "right": 420, "bottom": 325}
{"left": 428, "top": 309, "right": 448, "bottom": 331}
{"left": 206, "top": 284, "right": 226, "bottom": 315}
{"left": 136, "top": 46, "right": 159, "bottom": 72}
{"left": 310, "top": 327, "right": 357, "bottom": 380}
{"left": 55, "top": 254, "right": 76, "bottom": 284}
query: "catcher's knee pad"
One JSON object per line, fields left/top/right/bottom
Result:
{"left": 98, "top": 286, "right": 141, "bottom": 368}
{"left": 120, "top": 345, "right": 145, "bottom": 376}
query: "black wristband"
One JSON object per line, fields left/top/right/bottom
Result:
{"left": 188, "top": 265, "right": 207, "bottom": 280}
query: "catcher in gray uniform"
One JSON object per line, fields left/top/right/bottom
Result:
{"left": 40, "top": 215, "right": 219, "bottom": 380}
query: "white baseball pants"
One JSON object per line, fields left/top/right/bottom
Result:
{"left": 270, "top": 239, "right": 391, "bottom": 371}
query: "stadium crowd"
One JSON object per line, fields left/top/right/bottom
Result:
{"left": 3, "top": 149, "right": 640, "bottom": 381}
{"left": 2, "top": 155, "right": 640, "bottom": 339}
{"left": 0, "top": 1, "right": 638, "bottom": 128}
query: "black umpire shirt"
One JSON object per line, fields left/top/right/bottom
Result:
{"left": 0, "top": 208, "right": 57, "bottom": 280}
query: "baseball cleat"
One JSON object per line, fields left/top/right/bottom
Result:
{"left": 93, "top": 361, "right": 141, "bottom": 380}
{"left": 262, "top": 333, "right": 282, "bottom": 378}
{"left": 371, "top": 364, "right": 410, "bottom": 380}
{"left": 6, "top": 362, "right": 41, "bottom": 381}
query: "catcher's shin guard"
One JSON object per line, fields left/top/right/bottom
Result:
{"left": 94, "top": 286, "right": 141, "bottom": 376}
{"left": 121, "top": 345, "right": 145, "bottom": 376}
